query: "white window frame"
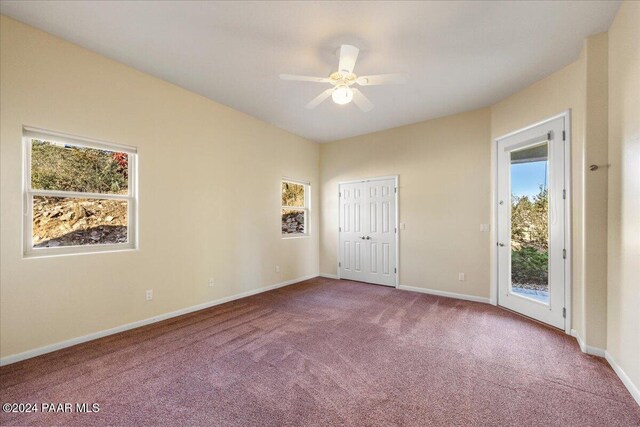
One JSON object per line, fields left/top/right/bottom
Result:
{"left": 22, "top": 126, "right": 138, "bottom": 258}
{"left": 281, "top": 178, "right": 310, "bottom": 238}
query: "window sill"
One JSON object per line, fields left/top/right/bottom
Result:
{"left": 282, "top": 234, "right": 310, "bottom": 240}
{"left": 23, "top": 244, "right": 137, "bottom": 259}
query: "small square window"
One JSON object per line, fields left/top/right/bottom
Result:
{"left": 23, "top": 128, "right": 137, "bottom": 257}
{"left": 281, "top": 180, "right": 309, "bottom": 237}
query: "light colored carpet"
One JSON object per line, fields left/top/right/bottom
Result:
{"left": 1, "top": 277, "right": 638, "bottom": 426}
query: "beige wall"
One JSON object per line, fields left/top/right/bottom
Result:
{"left": 320, "top": 30, "right": 613, "bottom": 350}
{"left": 607, "top": 0, "right": 640, "bottom": 399}
{"left": 0, "top": 16, "right": 319, "bottom": 360}
{"left": 583, "top": 33, "right": 609, "bottom": 348}
{"left": 490, "top": 53, "right": 588, "bottom": 339}
{"left": 490, "top": 35, "right": 618, "bottom": 351}
{"left": 492, "top": 32, "right": 612, "bottom": 349}
{"left": 318, "top": 53, "right": 590, "bottom": 328}
{"left": 320, "top": 108, "right": 492, "bottom": 299}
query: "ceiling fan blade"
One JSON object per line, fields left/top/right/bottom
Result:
{"left": 352, "top": 88, "right": 374, "bottom": 112}
{"left": 280, "top": 74, "right": 330, "bottom": 83}
{"left": 338, "top": 44, "right": 359, "bottom": 74}
{"left": 356, "top": 73, "right": 409, "bottom": 86}
{"left": 306, "top": 88, "right": 334, "bottom": 109}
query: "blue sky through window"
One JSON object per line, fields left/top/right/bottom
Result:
{"left": 511, "top": 161, "right": 547, "bottom": 198}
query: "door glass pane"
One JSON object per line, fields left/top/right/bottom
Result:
{"left": 510, "top": 142, "right": 549, "bottom": 304}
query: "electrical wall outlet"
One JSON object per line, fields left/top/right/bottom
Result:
{"left": 275, "top": 265, "right": 280, "bottom": 273}
{"left": 458, "top": 273, "right": 465, "bottom": 281}
{"left": 208, "top": 278, "right": 215, "bottom": 287}
{"left": 145, "top": 289, "right": 153, "bottom": 301}
{"left": 400, "top": 223, "right": 406, "bottom": 230}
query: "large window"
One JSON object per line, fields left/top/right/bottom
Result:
{"left": 281, "top": 179, "right": 309, "bottom": 236}
{"left": 23, "top": 128, "right": 137, "bottom": 256}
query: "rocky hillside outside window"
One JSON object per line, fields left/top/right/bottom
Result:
{"left": 282, "top": 179, "right": 309, "bottom": 237}
{"left": 23, "top": 128, "right": 137, "bottom": 257}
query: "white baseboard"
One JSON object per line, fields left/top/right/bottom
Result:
{"left": 570, "top": 329, "right": 606, "bottom": 357}
{"left": 398, "top": 285, "right": 491, "bottom": 304}
{"left": 319, "top": 273, "right": 339, "bottom": 279}
{"left": 0, "top": 274, "right": 317, "bottom": 366}
{"left": 605, "top": 350, "right": 640, "bottom": 407}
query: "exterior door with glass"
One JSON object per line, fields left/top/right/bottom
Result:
{"left": 497, "top": 116, "right": 566, "bottom": 329}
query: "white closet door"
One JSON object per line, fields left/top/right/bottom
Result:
{"left": 339, "top": 177, "right": 397, "bottom": 287}
{"left": 363, "top": 179, "right": 396, "bottom": 286}
{"left": 339, "top": 181, "right": 366, "bottom": 281}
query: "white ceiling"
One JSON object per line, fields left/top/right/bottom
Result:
{"left": 0, "top": 1, "right": 620, "bottom": 142}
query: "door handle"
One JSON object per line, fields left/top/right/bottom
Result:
{"left": 360, "top": 236, "right": 366, "bottom": 240}
{"left": 498, "top": 242, "right": 505, "bottom": 247}
{"left": 365, "top": 236, "right": 371, "bottom": 240}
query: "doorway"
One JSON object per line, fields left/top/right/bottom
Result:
{"left": 338, "top": 176, "right": 398, "bottom": 287}
{"left": 496, "top": 115, "right": 568, "bottom": 329}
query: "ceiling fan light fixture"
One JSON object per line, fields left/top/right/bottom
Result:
{"left": 332, "top": 85, "right": 353, "bottom": 105}
{"left": 281, "top": 44, "right": 407, "bottom": 111}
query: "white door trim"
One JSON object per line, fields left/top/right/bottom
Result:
{"left": 491, "top": 110, "right": 572, "bottom": 335}
{"left": 337, "top": 175, "right": 399, "bottom": 288}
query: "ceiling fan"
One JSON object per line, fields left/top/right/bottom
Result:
{"left": 280, "top": 44, "right": 408, "bottom": 112}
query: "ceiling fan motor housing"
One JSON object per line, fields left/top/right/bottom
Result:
{"left": 329, "top": 71, "right": 357, "bottom": 86}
